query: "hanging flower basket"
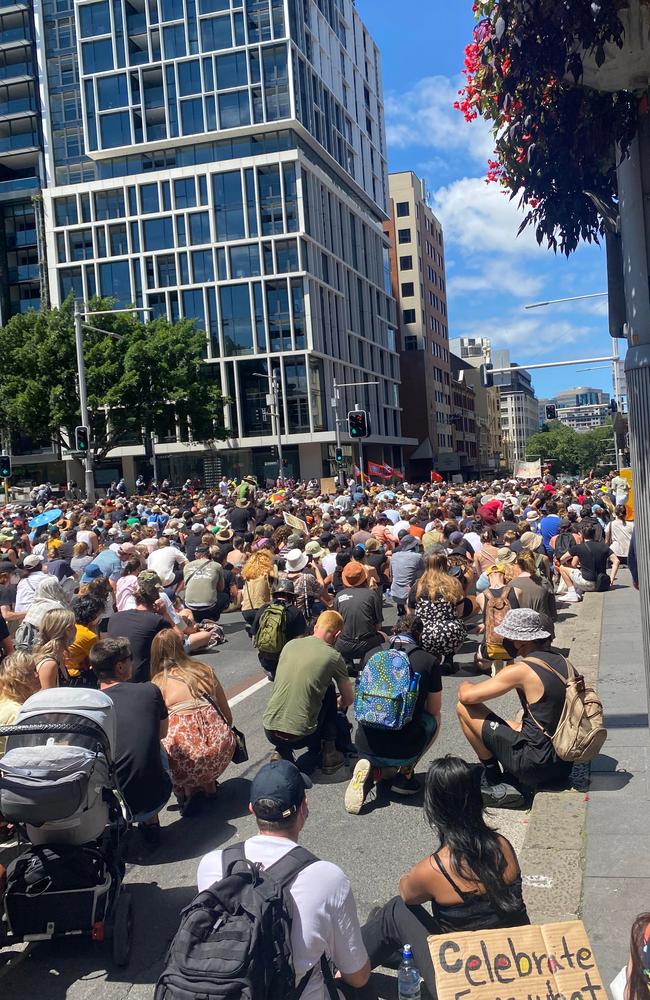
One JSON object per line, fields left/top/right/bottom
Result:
{"left": 456, "top": 0, "right": 641, "bottom": 255}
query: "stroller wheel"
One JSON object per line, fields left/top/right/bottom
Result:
{"left": 112, "top": 891, "right": 133, "bottom": 967}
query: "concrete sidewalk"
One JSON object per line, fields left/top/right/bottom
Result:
{"left": 582, "top": 573, "right": 650, "bottom": 988}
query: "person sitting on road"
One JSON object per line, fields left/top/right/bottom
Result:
{"left": 606, "top": 504, "right": 633, "bottom": 585}
{"left": 183, "top": 544, "right": 227, "bottom": 623}
{"left": 345, "top": 615, "right": 442, "bottom": 814}
{"left": 91, "top": 636, "right": 172, "bottom": 849}
{"left": 510, "top": 551, "right": 557, "bottom": 621}
{"left": 389, "top": 534, "right": 425, "bottom": 616}
{"left": 333, "top": 560, "right": 384, "bottom": 669}
{"left": 409, "top": 553, "right": 467, "bottom": 675}
{"left": 150, "top": 629, "right": 235, "bottom": 817}
{"left": 240, "top": 548, "right": 276, "bottom": 633}
{"left": 251, "top": 580, "right": 308, "bottom": 679}
{"left": 197, "top": 760, "right": 371, "bottom": 999}
{"left": 456, "top": 608, "right": 573, "bottom": 809}
{"left": 361, "top": 756, "right": 529, "bottom": 997}
{"left": 557, "top": 522, "right": 612, "bottom": 602}
{"left": 262, "top": 610, "right": 354, "bottom": 774}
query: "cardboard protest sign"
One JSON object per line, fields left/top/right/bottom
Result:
{"left": 283, "top": 511, "right": 308, "bottom": 535}
{"left": 514, "top": 460, "right": 542, "bottom": 480}
{"left": 428, "top": 920, "right": 604, "bottom": 1000}
{"left": 320, "top": 477, "right": 337, "bottom": 494}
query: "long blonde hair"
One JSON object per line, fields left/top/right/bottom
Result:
{"left": 0, "top": 651, "right": 38, "bottom": 704}
{"left": 416, "top": 568, "right": 463, "bottom": 605}
{"left": 241, "top": 549, "right": 274, "bottom": 582}
{"left": 33, "top": 609, "right": 76, "bottom": 663}
{"left": 150, "top": 630, "right": 217, "bottom": 699}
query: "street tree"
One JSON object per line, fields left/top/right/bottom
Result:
{"left": 0, "top": 297, "right": 228, "bottom": 457}
{"left": 526, "top": 420, "right": 614, "bottom": 475}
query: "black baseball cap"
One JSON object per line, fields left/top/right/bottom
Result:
{"left": 250, "top": 760, "right": 312, "bottom": 821}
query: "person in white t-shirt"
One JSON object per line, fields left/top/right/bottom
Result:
{"left": 197, "top": 760, "right": 371, "bottom": 1000}
{"left": 146, "top": 537, "right": 188, "bottom": 588}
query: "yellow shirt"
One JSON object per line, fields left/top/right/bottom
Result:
{"left": 64, "top": 624, "right": 98, "bottom": 677}
{"left": 0, "top": 696, "right": 20, "bottom": 755}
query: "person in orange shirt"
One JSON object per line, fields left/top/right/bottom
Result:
{"left": 64, "top": 594, "right": 103, "bottom": 687}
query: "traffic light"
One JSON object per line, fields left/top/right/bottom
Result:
{"left": 480, "top": 363, "right": 494, "bottom": 389}
{"left": 545, "top": 404, "right": 558, "bottom": 421}
{"left": 0, "top": 455, "right": 11, "bottom": 478}
{"left": 75, "top": 426, "right": 90, "bottom": 452}
{"left": 335, "top": 447, "right": 344, "bottom": 464}
{"left": 348, "top": 410, "right": 370, "bottom": 439}
{"left": 610, "top": 399, "right": 618, "bottom": 415}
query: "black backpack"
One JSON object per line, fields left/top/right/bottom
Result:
{"left": 155, "top": 843, "right": 337, "bottom": 1000}
{"left": 553, "top": 531, "right": 575, "bottom": 561}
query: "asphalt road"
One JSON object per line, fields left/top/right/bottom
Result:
{"left": 0, "top": 606, "right": 527, "bottom": 1000}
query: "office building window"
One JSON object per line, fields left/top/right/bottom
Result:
{"left": 258, "top": 164, "right": 283, "bottom": 235}
{"left": 189, "top": 211, "right": 211, "bottom": 244}
{"left": 94, "top": 188, "right": 125, "bottom": 220}
{"left": 97, "top": 73, "right": 129, "bottom": 110}
{"left": 401, "top": 282, "right": 414, "bottom": 297}
{"left": 396, "top": 202, "right": 409, "bottom": 217}
{"left": 192, "top": 249, "right": 214, "bottom": 282}
{"left": 178, "top": 59, "right": 202, "bottom": 95}
{"left": 230, "top": 244, "right": 261, "bottom": 278}
{"left": 216, "top": 50, "right": 248, "bottom": 89}
{"left": 163, "top": 24, "right": 186, "bottom": 57}
{"left": 213, "top": 170, "right": 245, "bottom": 240}
{"left": 399, "top": 255, "right": 412, "bottom": 270}
{"left": 98, "top": 260, "right": 130, "bottom": 302}
{"left": 157, "top": 254, "right": 177, "bottom": 286}
{"left": 100, "top": 111, "right": 131, "bottom": 148}
{"left": 54, "top": 196, "right": 78, "bottom": 226}
{"left": 143, "top": 216, "right": 174, "bottom": 250}
{"left": 79, "top": 0, "right": 111, "bottom": 37}
{"left": 397, "top": 228, "right": 411, "bottom": 244}
{"left": 275, "top": 238, "right": 298, "bottom": 273}
{"left": 140, "top": 183, "right": 159, "bottom": 214}
{"left": 218, "top": 90, "right": 250, "bottom": 128}
{"left": 403, "top": 309, "right": 416, "bottom": 324}
{"left": 220, "top": 283, "right": 253, "bottom": 355}
{"left": 82, "top": 38, "right": 113, "bottom": 73}
{"left": 201, "top": 14, "right": 232, "bottom": 51}
{"left": 174, "top": 177, "right": 196, "bottom": 208}
{"left": 181, "top": 97, "right": 205, "bottom": 134}
{"left": 266, "top": 280, "right": 291, "bottom": 350}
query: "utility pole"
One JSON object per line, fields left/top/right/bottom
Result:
{"left": 332, "top": 377, "right": 345, "bottom": 489}
{"left": 264, "top": 371, "right": 283, "bottom": 486}
{"left": 354, "top": 403, "right": 365, "bottom": 488}
{"left": 73, "top": 300, "right": 95, "bottom": 503}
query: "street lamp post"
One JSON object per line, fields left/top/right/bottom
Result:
{"left": 253, "top": 370, "right": 284, "bottom": 486}
{"left": 73, "top": 303, "right": 152, "bottom": 502}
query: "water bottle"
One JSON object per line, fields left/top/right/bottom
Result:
{"left": 397, "top": 944, "right": 421, "bottom": 1000}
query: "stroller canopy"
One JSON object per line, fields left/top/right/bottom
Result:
{"left": 15, "top": 689, "right": 117, "bottom": 757}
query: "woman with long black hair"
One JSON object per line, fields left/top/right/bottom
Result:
{"left": 361, "top": 756, "right": 529, "bottom": 994}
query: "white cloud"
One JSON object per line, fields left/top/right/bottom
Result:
{"left": 454, "top": 315, "right": 593, "bottom": 359}
{"left": 385, "top": 75, "right": 494, "bottom": 163}
{"left": 447, "top": 261, "right": 545, "bottom": 301}
{"left": 431, "top": 176, "right": 543, "bottom": 256}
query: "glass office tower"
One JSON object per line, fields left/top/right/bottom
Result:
{"left": 36, "top": 0, "right": 404, "bottom": 485}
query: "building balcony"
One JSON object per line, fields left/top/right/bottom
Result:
{"left": 0, "top": 27, "right": 30, "bottom": 46}
{"left": 8, "top": 262, "right": 38, "bottom": 281}
{"left": 0, "top": 173, "right": 37, "bottom": 196}
{"left": 0, "top": 96, "right": 36, "bottom": 117}
{"left": 6, "top": 226, "right": 36, "bottom": 248}
{"left": 0, "top": 61, "right": 32, "bottom": 83}
{"left": 0, "top": 131, "right": 38, "bottom": 153}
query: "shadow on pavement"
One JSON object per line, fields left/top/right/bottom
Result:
{"left": 0, "top": 883, "right": 194, "bottom": 1000}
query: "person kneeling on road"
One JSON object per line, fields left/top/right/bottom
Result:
{"left": 197, "top": 760, "right": 371, "bottom": 1000}
{"left": 334, "top": 560, "right": 384, "bottom": 670}
{"left": 252, "top": 580, "right": 308, "bottom": 679}
{"left": 262, "top": 610, "right": 354, "bottom": 774}
{"left": 345, "top": 615, "right": 442, "bottom": 814}
{"left": 456, "top": 608, "right": 573, "bottom": 809}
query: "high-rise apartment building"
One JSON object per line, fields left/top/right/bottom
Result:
{"left": 12, "top": 0, "right": 406, "bottom": 487}
{"left": 385, "top": 171, "right": 452, "bottom": 480}
{"left": 449, "top": 336, "right": 503, "bottom": 473}
{"left": 491, "top": 349, "right": 538, "bottom": 467}
{"left": 539, "top": 386, "right": 611, "bottom": 433}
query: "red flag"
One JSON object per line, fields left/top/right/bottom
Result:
{"left": 392, "top": 469, "right": 405, "bottom": 481}
{"left": 367, "top": 460, "right": 385, "bottom": 478}
{"left": 431, "top": 471, "right": 444, "bottom": 483}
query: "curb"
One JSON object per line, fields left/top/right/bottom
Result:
{"left": 519, "top": 592, "right": 605, "bottom": 924}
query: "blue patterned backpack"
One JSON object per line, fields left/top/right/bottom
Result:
{"left": 354, "top": 645, "right": 421, "bottom": 731}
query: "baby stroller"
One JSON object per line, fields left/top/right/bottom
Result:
{"left": 0, "top": 688, "right": 133, "bottom": 966}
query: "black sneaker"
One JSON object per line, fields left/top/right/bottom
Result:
{"left": 480, "top": 774, "right": 525, "bottom": 809}
{"left": 391, "top": 773, "right": 422, "bottom": 796}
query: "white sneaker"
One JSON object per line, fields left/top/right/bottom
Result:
{"left": 557, "top": 589, "right": 581, "bottom": 603}
{"left": 344, "top": 759, "right": 374, "bottom": 815}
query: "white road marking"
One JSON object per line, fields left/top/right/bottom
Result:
{"left": 228, "top": 677, "right": 270, "bottom": 707}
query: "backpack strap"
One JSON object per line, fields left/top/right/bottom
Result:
{"left": 265, "top": 845, "right": 319, "bottom": 891}
{"left": 523, "top": 655, "right": 576, "bottom": 739}
{"left": 221, "top": 842, "right": 247, "bottom": 877}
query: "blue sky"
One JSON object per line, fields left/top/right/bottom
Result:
{"left": 357, "top": 0, "right": 617, "bottom": 400}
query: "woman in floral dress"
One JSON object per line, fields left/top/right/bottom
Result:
{"left": 150, "top": 630, "right": 235, "bottom": 816}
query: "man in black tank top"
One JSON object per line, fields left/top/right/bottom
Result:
{"left": 456, "top": 608, "right": 572, "bottom": 809}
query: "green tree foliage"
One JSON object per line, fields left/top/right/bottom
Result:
{"left": 525, "top": 420, "right": 614, "bottom": 475}
{"left": 0, "top": 297, "right": 228, "bottom": 456}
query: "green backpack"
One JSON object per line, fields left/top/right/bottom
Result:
{"left": 254, "top": 602, "right": 287, "bottom": 655}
